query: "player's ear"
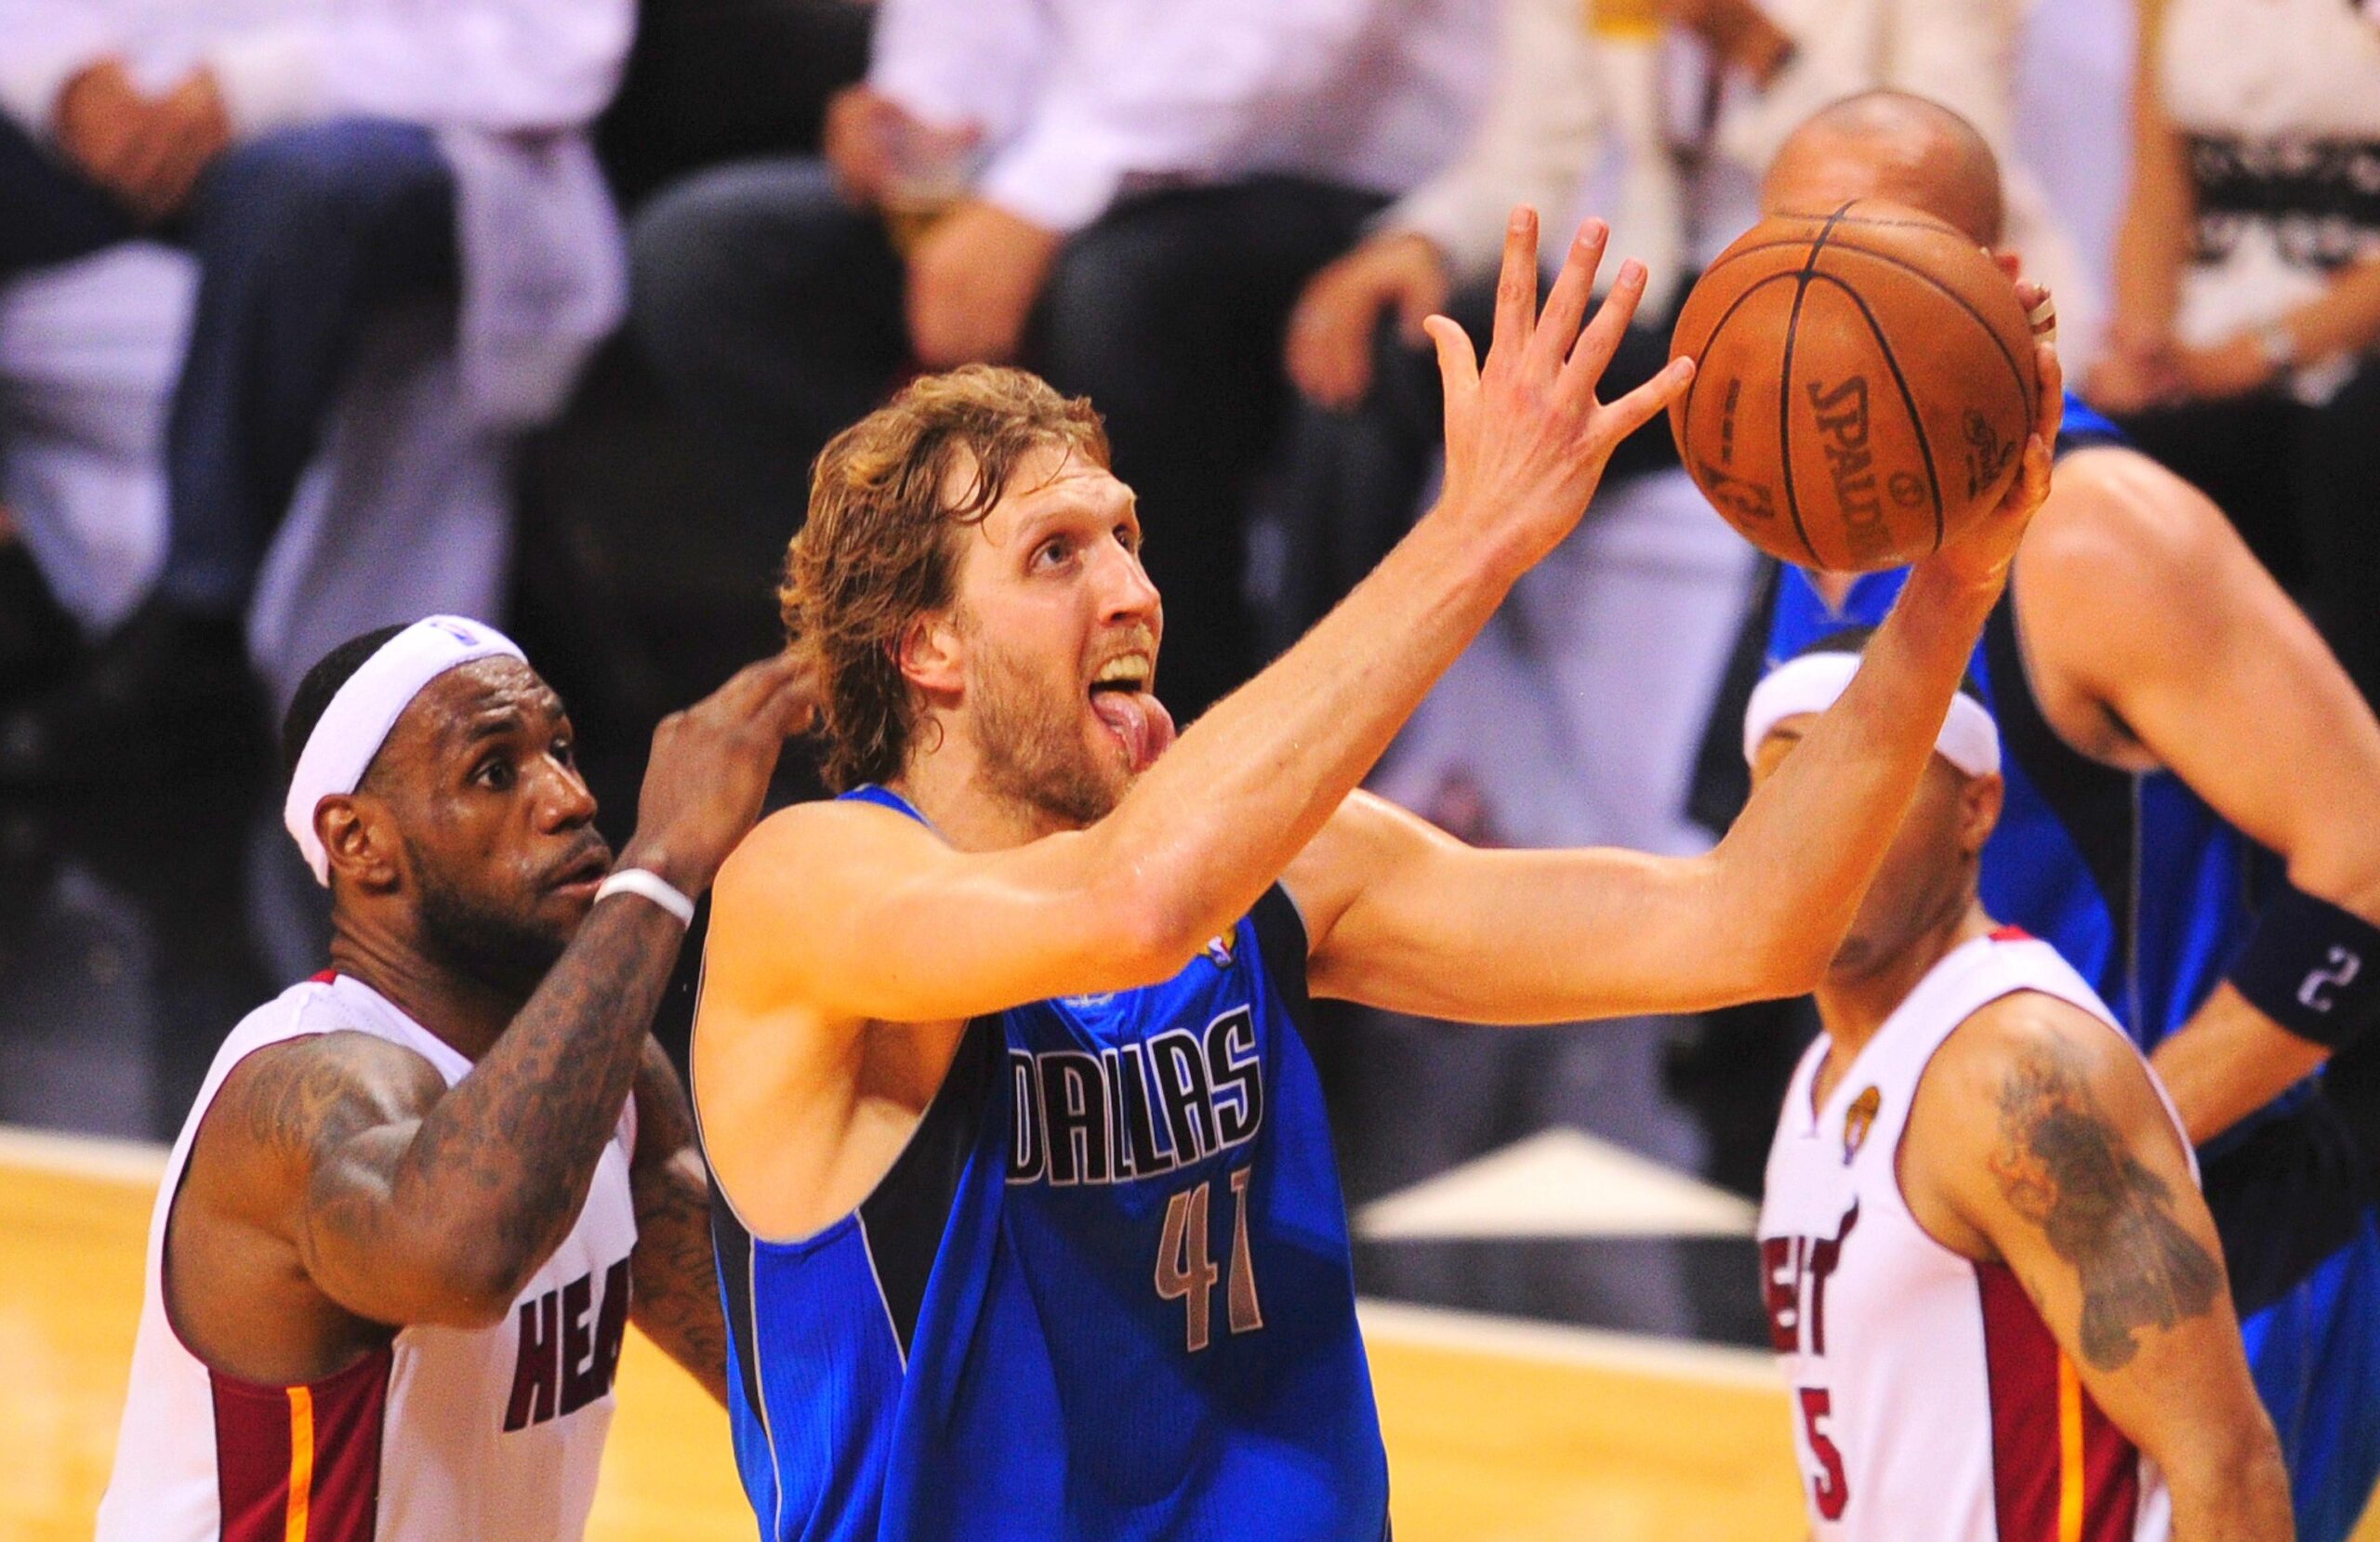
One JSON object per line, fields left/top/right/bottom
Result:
{"left": 1960, "top": 772, "right": 2005, "bottom": 855}
{"left": 895, "top": 609, "right": 965, "bottom": 697}
{"left": 318, "top": 795, "right": 404, "bottom": 895}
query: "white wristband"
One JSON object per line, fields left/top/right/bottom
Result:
{"left": 593, "top": 867, "right": 696, "bottom": 928}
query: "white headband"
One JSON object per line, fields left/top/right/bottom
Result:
{"left": 283, "top": 615, "right": 528, "bottom": 885}
{"left": 1742, "top": 651, "right": 2001, "bottom": 778}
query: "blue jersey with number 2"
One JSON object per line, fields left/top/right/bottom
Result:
{"left": 706, "top": 784, "right": 1388, "bottom": 1542}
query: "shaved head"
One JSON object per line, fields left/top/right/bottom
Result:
{"left": 1763, "top": 91, "right": 2004, "bottom": 246}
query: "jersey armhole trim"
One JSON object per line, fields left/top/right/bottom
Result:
{"left": 1893, "top": 980, "right": 2186, "bottom": 1266}
{"left": 1891, "top": 985, "right": 2037, "bottom": 1269}
{"left": 853, "top": 1211, "right": 911, "bottom": 1373}
{"left": 1251, "top": 884, "right": 1317, "bottom": 1041}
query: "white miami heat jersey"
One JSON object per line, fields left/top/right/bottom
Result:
{"left": 96, "top": 972, "right": 639, "bottom": 1541}
{"left": 1759, "top": 929, "right": 2193, "bottom": 1542}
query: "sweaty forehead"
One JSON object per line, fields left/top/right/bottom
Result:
{"left": 977, "top": 455, "right": 1136, "bottom": 546}
{"left": 374, "top": 657, "right": 562, "bottom": 778}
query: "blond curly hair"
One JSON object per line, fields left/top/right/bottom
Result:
{"left": 781, "top": 365, "right": 1110, "bottom": 792}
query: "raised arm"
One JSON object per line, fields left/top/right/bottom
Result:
{"left": 2017, "top": 451, "right": 2380, "bottom": 1142}
{"left": 204, "top": 658, "right": 812, "bottom": 1330}
{"left": 710, "top": 212, "right": 1697, "bottom": 1027}
{"left": 624, "top": 1037, "right": 730, "bottom": 1404}
{"left": 1911, "top": 995, "right": 2292, "bottom": 1541}
{"left": 1284, "top": 342, "right": 2065, "bottom": 1022}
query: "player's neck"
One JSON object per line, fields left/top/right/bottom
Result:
{"left": 892, "top": 732, "right": 1082, "bottom": 851}
{"left": 326, "top": 924, "right": 525, "bottom": 1061}
{"left": 1812, "top": 900, "right": 1995, "bottom": 1078}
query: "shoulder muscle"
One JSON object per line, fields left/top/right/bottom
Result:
{"left": 1920, "top": 991, "right": 2217, "bottom": 1371}
{"left": 192, "top": 1031, "right": 447, "bottom": 1229}
{"left": 2016, "top": 447, "right": 2232, "bottom": 699}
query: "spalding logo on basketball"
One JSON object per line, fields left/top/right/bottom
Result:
{"left": 1667, "top": 200, "right": 2037, "bottom": 572}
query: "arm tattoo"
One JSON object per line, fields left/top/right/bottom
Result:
{"left": 627, "top": 1043, "right": 732, "bottom": 1405}
{"left": 245, "top": 1036, "right": 413, "bottom": 1156}
{"left": 390, "top": 901, "right": 689, "bottom": 1291}
{"left": 1986, "top": 1037, "right": 2221, "bottom": 1372}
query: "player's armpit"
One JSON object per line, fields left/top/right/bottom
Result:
{"left": 625, "top": 1038, "right": 730, "bottom": 1406}
{"left": 1913, "top": 996, "right": 2293, "bottom": 1540}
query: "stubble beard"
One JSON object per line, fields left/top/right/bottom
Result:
{"left": 406, "top": 836, "right": 573, "bottom": 1001}
{"left": 967, "top": 629, "right": 1125, "bottom": 830}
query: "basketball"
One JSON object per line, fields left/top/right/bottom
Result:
{"left": 1666, "top": 200, "right": 2037, "bottom": 572}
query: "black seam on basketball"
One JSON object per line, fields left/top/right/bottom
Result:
{"left": 1777, "top": 275, "right": 1819, "bottom": 564}
{"left": 1675, "top": 270, "right": 1804, "bottom": 438}
{"left": 1770, "top": 208, "right": 1860, "bottom": 566}
{"left": 1805, "top": 271, "right": 1948, "bottom": 550}
{"left": 1808, "top": 244, "right": 2032, "bottom": 418}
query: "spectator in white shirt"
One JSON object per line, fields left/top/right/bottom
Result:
{"left": 2084, "top": 0, "right": 2380, "bottom": 713}
{"left": 0, "top": 0, "right": 631, "bottom": 783}
{"left": 628, "top": 0, "right": 1491, "bottom": 718}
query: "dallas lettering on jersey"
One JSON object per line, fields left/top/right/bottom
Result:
{"left": 504, "top": 1259, "right": 629, "bottom": 1431}
{"left": 1008, "top": 1007, "right": 1263, "bottom": 1186}
{"left": 1762, "top": 1203, "right": 1859, "bottom": 1355}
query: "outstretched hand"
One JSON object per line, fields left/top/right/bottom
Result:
{"left": 1424, "top": 207, "right": 1696, "bottom": 577}
{"left": 619, "top": 654, "right": 820, "bottom": 898}
{"left": 1920, "top": 285, "right": 2065, "bottom": 592}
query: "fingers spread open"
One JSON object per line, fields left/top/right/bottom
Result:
{"left": 1487, "top": 207, "right": 1541, "bottom": 370}
{"left": 1597, "top": 356, "right": 1697, "bottom": 447}
{"left": 1526, "top": 220, "right": 1607, "bottom": 380}
{"left": 1559, "top": 257, "right": 1649, "bottom": 400}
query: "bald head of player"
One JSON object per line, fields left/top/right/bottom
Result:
{"left": 1746, "top": 632, "right": 2005, "bottom": 984}
{"left": 1763, "top": 89, "right": 2005, "bottom": 249}
{"left": 283, "top": 620, "right": 614, "bottom": 1008}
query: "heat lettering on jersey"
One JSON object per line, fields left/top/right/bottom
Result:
{"left": 1008, "top": 1007, "right": 1264, "bottom": 1186}
{"left": 1761, "top": 1203, "right": 1860, "bottom": 1356}
{"left": 502, "top": 1258, "right": 630, "bottom": 1431}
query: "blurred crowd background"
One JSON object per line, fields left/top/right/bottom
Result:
{"left": 0, "top": 0, "right": 2374, "bottom": 1327}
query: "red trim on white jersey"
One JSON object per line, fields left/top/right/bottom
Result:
{"left": 210, "top": 1345, "right": 390, "bottom": 1542}
{"left": 1760, "top": 931, "right": 2181, "bottom": 1542}
{"left": 94, "top": 973, "right": 638, "bottom": 1541}
{"left": 1977, "top": 1262, "right": 2141, "bottom": 1542}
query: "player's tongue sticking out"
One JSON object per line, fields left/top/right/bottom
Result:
{"left": 1091, "top": 688, "right": 1175, "bottom": 772}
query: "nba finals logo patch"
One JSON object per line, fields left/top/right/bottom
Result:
{"left": 1203, "top": 932, "right": 1236, "bottom": 969}
{"left": 1843, "top": 1087, "right": 1883, "bottom": 1164}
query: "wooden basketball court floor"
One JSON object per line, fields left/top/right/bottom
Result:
{"left": 7, "top": 1126, "right": 2371, "bottom": 1541}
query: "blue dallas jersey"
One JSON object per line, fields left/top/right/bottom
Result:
{"left": 1769, "top": 394, "right": 2380, "bottom": 1542}
{"left": 707, "top": 784, "right": 1387, "bottom": 1542}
